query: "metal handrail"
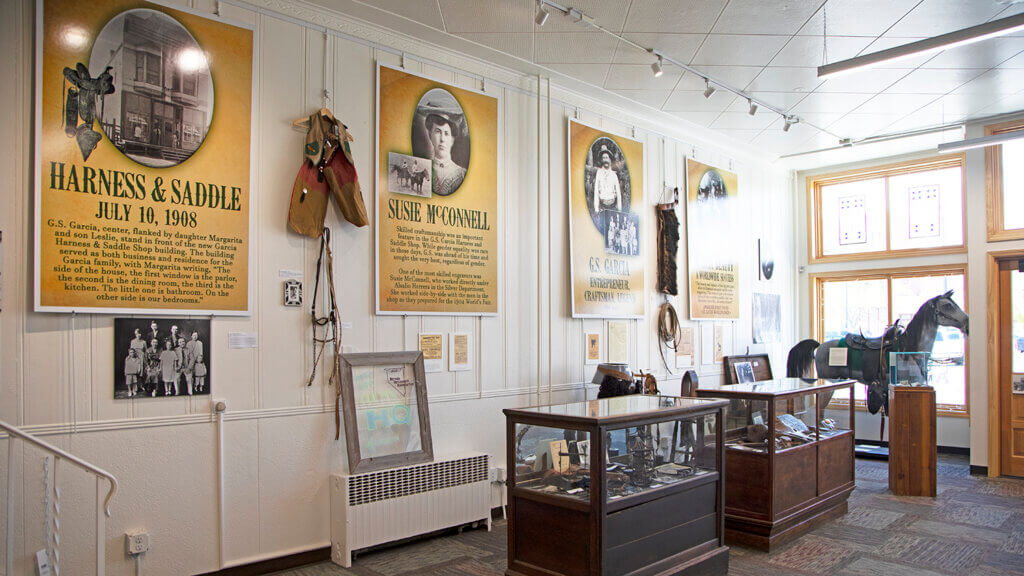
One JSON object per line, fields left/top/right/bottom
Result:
{"left": 0, "top": 420, "right": 117, "bottom": 516}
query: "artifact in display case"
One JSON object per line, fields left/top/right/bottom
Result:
{"left": 697, "top": 378, "right": 855, "bottom": 550}
{"left": 505, "top": 396, "right": 730, "bottom": 576}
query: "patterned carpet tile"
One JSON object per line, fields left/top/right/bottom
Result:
{"left": 981, "top": 550, "right": 1024, "bottom": 574}
{"left": 936, "top": 503, "right": 1015, "bottom": 529}
{"left": 839, "top": 507, "right": 905, "bottom": 530}
{"left": 1000, "top": 530, "right": 1024, "bottom": 555}
{"left": 767, "top": 536, "right": 857, "bottom": 573}
{"left": 906, "top": 519, "right": 1012, "bottom": 547}
{"left": 835, "top": 557, "right": 948, "bottom": 576}
{"left": 877, "top": 533, "right": 985, "bottom": 571}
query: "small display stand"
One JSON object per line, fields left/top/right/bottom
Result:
{"left": 888, "top": 385, "right": 937, "bottom": 497}
{"left": 696, "top": 378, "right": 856, "bottom": 550}
{"left": 503, "top": 396, "right": 730, "bottom": 576}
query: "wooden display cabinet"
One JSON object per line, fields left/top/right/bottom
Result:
{"left": 696, "top": 378, "right": 856, "bottom": 550}
{"left": 503, "top": 396, "right": 730, "bottom": 576}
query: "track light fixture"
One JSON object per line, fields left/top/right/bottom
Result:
{"left": 783, "top": 116, "right": 799, "bottom": 132}
{"left": 651, "top": 56, "right": 663, "bottom": 78}
{"left": 703, "top": 79, "right": 715, "bottom": 99}
{"left": 535, "top": 2, "right": 549, "bottom": 26}
{"left": 748, "top": 99, "right": 757, "bottom": 116}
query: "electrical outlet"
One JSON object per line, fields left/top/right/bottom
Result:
{"left": 125, "top": 530, "right": 150, "bottom": 555}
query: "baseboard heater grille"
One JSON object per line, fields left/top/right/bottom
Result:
{"left": 331, "top": 452, "right": 491, "bottom": 568}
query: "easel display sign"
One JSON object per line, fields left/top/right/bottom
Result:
{"left": 685, "top": 158, "right": 739, "bottom": 320}
{"left": 568, "top": 119, "right": 645, "bottom": 318}
{"left": 34, "top": 0, "right": 254, "bottom": 314}
{"left": 375, "top": 64, "right": 500, "bottom": 315}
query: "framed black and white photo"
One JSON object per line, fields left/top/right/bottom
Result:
{"left": 1014, "top": 374, "right": 1024, "bottom": 395}
{"left": 114, "top": 317, "right": 211, "bottom": 399}
{"left": 734, "top": 361, "right": 756, "bottom": 384}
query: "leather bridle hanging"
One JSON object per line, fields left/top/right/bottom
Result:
{"left": 307, "top": 226, "right": 345, "bottom": 439}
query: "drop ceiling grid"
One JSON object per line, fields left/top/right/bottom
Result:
{"left": 344, "top": 0, "right": 1024, "bottom": 155}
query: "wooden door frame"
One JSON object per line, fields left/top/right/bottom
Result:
{"left": 986, "top": 249, "right": 1024, "bottom": 477}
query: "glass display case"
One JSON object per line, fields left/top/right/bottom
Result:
{"left": 504, "top": 396, "right": 730, "bottom": 576}
{"left": 696, "top": 378, "right": 855, "bottom": 551}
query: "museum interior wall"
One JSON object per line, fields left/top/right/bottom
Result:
{"left": 0, "top": 0, "right": 795, "bottom": 574}
{"left": 798, "top": 112, "right": 1024, "bottom": 459}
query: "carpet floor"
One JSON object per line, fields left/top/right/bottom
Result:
{"left": 273, "top": 455, "right": 1024, "bottom": 576}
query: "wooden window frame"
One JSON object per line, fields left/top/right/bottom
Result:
{"left": 810, "top": 264, "right": 969, "bottom": 417}
{"left": 807, "top": 155, "right": 967, "bottom": 264}
{"left": 985, "top": 119, "right": 1024, "bottom": 242}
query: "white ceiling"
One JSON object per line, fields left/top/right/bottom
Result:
{"left": 323, "top": 0, "right": 1024, "bottom": 159}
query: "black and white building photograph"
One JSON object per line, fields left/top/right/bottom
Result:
{"left": 604, "top": 210, "right": 639, "bottom": 257}
{"left": 89, "top": 8, "right": 214, "bottom": 167}
{"left": 584, "top": 136, "right": 632, "bottom": 229}
{"left": 113, "top": 317, "right": 211, "bottom": 398}
{"left": 388, "top": 151, "right": 431, "bottom": 198}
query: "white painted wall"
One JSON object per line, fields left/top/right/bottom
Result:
{"left": 0, "top": 0, "right": 795, "bottom": 574}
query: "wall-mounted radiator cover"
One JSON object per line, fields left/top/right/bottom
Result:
{"left": 330, "top": 452, "right": 491, "bottom": 568}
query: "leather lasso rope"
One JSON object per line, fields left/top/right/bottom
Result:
{"left": 657, "top": 301, "right": 682, "bottom": 374}
{"left": 307, "top": 227, "right": 345, "bottom": 439}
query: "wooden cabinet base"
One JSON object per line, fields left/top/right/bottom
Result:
{"left": 724, "top": 488, "right": 852, "bottom": 551}
{"left": 888, "top": 385, "right": 937, "bottom": 497}
{"left": 506, "top": 545, "right": 729, "bottom": 576}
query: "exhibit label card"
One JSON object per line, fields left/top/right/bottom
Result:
{"left": 449, "top": 332, "right": 470, "bottom": 371}
{"left": 608, "top": 321, "right": 628, "bottom": 363}
{"left": 585, "top": 332, "right": 601, "bottom": 364}
{"left": 568, "top": 119, "right": 645, "bottom": 318}
{"left": 685, "top": 158, "right": 739, "bottom": 319}
{"left": 418, "top": 333, "right": 444, "bottom": 372}
{"left": 35, "top": 0, "right": 254, "bottom": 314}
{"left": 376, "top": 65, "right": 499, "bottom": 315}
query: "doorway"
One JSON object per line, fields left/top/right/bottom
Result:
{"left": 991, "top": 252, "right": 1024, "bottom": 477}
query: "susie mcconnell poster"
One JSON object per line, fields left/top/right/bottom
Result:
{"left": 35, "top": 0, "right": 254, "bottom": 314}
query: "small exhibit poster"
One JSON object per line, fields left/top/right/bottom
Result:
{"left": 685, "top": 158, "right": 738, "bottom": 320}
{"left": 675, "top": 326, "right": 694, "bottom": 368}
{"left": 608, "top": 320, "right": 628, "bottom": 363}
{"left": 35, "top": 0, "right": 254, "bottom": 314}
{"left": 449, "top": 332, "right": 470, "bottom": 371}
{"left": 418, "top": 333, "right": 444, "bottom": 372}
{"left": 568, "top": 119, "right": 645, "bottom": 318}
{"left": 585, "top": 332, "right": 601, "bottom": 364}
{"left": 376, "top": 64, "right": 499, "bottom": 315}
{"left": 752, "top": 292, "right": 782, "bottom": 344}
{"left": 713, "top": 324, "right": 725, "bottom": 363}
{"left": 113, "top": 317, "right": 210, "bottom": 398}
{"left": 1013, "top": 374, "right": 1024, "bottom": 395}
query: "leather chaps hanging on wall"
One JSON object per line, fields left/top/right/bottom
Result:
{"left": 656, "top": 189, "right": 680, "bottom": 295}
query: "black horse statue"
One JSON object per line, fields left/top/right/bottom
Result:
{"left": 787, "top": 290, "right": 969, "bottom": 416}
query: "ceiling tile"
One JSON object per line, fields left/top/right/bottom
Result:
{"left": 853, "top": 93, "right": 940, "bottom": 114}
{"left": 920, "top": 36, "right": 1024, "bottom": 69}
{"left": 885, "top": 68, "right": 988, "bottom": 94}
{"left": 607, "top": 89, "right": 673, "bottom": 109}
{"left": 771, "top": 35, "right": 875, "bottom": 67}
{"left": 992, "top": 50, "right": 1024, "bottom": 67}
{"left": 533, "top": 0, "right": 631, "bottom": 33}
{"left": 622, "top": 0, "right": 729, "bottom": 34}
{"left": 931, "top": 92, "right": 1007, "bottom": 117}
{"left": 534, "top": 32, "right": 620, "bottom": 63}
{"left": 790, "top": 92, "right": 874, "bottom": 114}
{"left": 438, "top": 0, "right": 533, "bottom": 33}
{"left": 603, "top": 64, "right": 683, "bottom": 91}
{"left": 746, "top": 67, "right": 822, "bottom": 93}
{"left": 747, "top": 91, "right": 810, "bottom": 111}
{"left": 543, "top": 63, "right": 610, "bottom": 86}
{"left": 668, "top": 111, "right": 723, "bottom": 128}
{"left": 792, "top": 112, "right": 846, "bottom": 129}
{"left": 827, "top": 113, "right": 905, "bottom": 138}
{"left": 691, "top": 34, "right": 791, "bottom": 66}
{"left": 612, "top": 33, "right": 705, "bottom": 64}
{"left": 796, "top": 0, "right": 920, "bottom": 37}
{"left": 885, "top": 0, "right": 1005, "bottom": 38}
{"left": 816, "top": 68, "right": 913, "bottom": 93}
{"left": 457, "top": 33, "right": 533, "bottom": 61}
{"left": 662, "top": 90, "right": 738, "bottom": 113}
{"left": 952, "top": 67, "right": 1024, "bottom": 95}
{"left": 688, "top": 65, "right": 764, "bottom": 90}
{"left": 711, "top": 128, "right": 763, "bottom": 143}
{"left": 975, "top": 92, "right": 1024, "bottom": 117}
{"left": 711, "top": 110, "right": 777, "bottom": 131}
{"left": 355, "top": 0, "right": 446, "bottom": 29}
{"left": 711, "top": 0, "right": 822, "bottom": 35}
{"left": 749, "top": 131, "right": 809, "bottom": 156}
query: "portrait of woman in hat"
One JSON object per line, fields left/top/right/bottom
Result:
{"left": 412, "top": 88, "right": 470, "bottom": 196}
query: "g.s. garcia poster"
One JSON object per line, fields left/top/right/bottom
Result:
{"left": 568, "top": 119, "right": 645, "bottom": 318}
{"left": 35, "top": 0, "right": 254, "bottom": 314}
{"left": 376, "top": 64, "right": 499, "bottom": 315}
{"left": 686, "top": 158, "right": 739, "bottom": 320}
